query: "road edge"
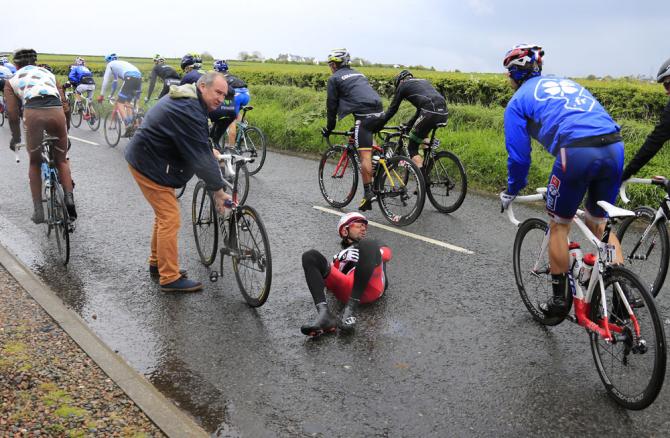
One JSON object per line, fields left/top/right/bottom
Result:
{"left": 0, "top": 243, "right": 209, "bottom": 438}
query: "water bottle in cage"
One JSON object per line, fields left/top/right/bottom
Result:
{"left": 569, "top": 242, "right": 583, "bottom": 279}
{"left": 579, "top": 253, "right": 597, "bottom": 285}
{"left": 371, "top": 153, "right": 380, "bottom": 173}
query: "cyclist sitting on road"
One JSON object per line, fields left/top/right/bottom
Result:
{"left": 382, "top": 70, "right": 449, "bottom": 169}
{"left": 209, "top": 59, "right": 250, "bottom": 148}
{"left": 323, "top": 48, "right": 385, "bottom": 212}
{"left": 179, "top": 53, "right": 205, "bottom": 85}
{"left": 98, "top": 53, "right": 143, "bottom": 137}
{"left": 622, "top": 57, "right": 670, "bottom": 181}
{"left": 0, "top": 56, "right": 17, "bottom": 74}
{"left": 67, "top": 57, "right": 96, "bottom": 107}
{"left": 145, "top": 54, "right": 181, "bottom": 101}
{"left": 499, "top": 44, "right": 631, "bottom": 317}
{"left": 4, "top": 48, "right": 77, "bottom": 223}
{"left": 301, "top": 212, "right": 393, "bottom": 336}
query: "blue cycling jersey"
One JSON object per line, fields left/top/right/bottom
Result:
{"left": 68, "top": 65, "right": 93, "bottom": 86}
{"left": 504, "top": 75, "right": 620, "bottom": 195}
{"left": 2, "top": 62, "right": 17, "bottom": 74}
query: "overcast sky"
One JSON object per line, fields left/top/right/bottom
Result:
{"left": 4, "top": 0, "right": 668, "bottom": 78}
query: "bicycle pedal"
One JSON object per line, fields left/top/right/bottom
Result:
{"left": 209, "top": 271, "right": 219, "bottom": 282}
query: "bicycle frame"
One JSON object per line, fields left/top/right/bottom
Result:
{"left": 508, "top": 189, "right": 639, "bottom": 342}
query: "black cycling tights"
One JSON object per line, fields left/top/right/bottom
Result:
{"left": 301, "top": 239, "right": 382, "bottom": 305}
{"left": 209, "top": 118, "right": 235, "bottom": 145}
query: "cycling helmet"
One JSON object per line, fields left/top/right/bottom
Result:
{"left": 394, "top": 69, "right": 413, "bottom": 88}
{"left": 338, "top": 212, "right": 368, "bottom": 238}
{"left": 503, "top": 44, "right": 543, "bottom": 83}
{"left": 213, "top": 59, "right": 229, "bottom": 72}
{"left": 327, "top": 48, "right": 351, "bottom": 66}
{"left": 181, "top": 53, "right": 202, "bottom": 70}
{"left": 656, "top": 57, "right": 670, "bottom": 83}
{"left": 74, "top": 57, "right": 85, "bottom": 66}
{"left": 104, "top": 53, "right": 118, "bottom": 62}
{"left": 153, "top": 54, "right": 165, "bottom": 64}
{"left": 12, "top": 48, "right": 37, "bottom": 67}
{"left": 0, "top": 56, "right": 8, "bottom": 64}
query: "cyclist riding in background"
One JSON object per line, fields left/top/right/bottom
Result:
{"left": 4, "top": 48, "right": 77, "bottom": 223}
{"left": 322, "top": 48, "right": 385, "bottom": 212}
{"left": 67, "top": 57, "right": 96, "bottom": 104}
{"left": 145, "top": 54, "right": 181, "bottom": 101}
{"left": 301, "top": 212, "right": 393, "bottom": 336}
{"left": 0, "top": 64, "right": 13, "bottom": 99}
{"left": 498, "top": 44, "right": 631, "bottom": 317}
{"left": 621, "top": 57, "right": 670, "bottom": 181}
{"left": 179, "top": 53, "right": 205, "bottom": 85}
{"left": 98, "top": 53, "right": 142, "bottom": 136}
{"left": 0, "top": 56, "right": 17, "bottom": 74}
{"left": 209, "top": 59, "right": 250, "bottom": 147}
{"left": 382, "top": 70, "right": 449, "bottom": 169}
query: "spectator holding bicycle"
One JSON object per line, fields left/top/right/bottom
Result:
{"left": 210, "top": 59, "right": 250, "bottom": 148}
{"left": 499, "top": 44, "right": 632, "bottom": 317}
{"left": 125, "top": 71, "right": 232, "bottom": 293}
{"left": 301, "top": 212, "right": 393, "bottom": 336}
{"left": 179, "top": 53, "right": 205, "bottom": 85}
{"left": 4, "top": 48, "right": 77, "bottom": 223}
{"left": 145, "top": 54, "right": 181, "bottom": 101}
{"left": 621, "top": 57, "right": 670, "bottom": 181}
{"left": 98, "top": 53, "right": 142, "bottom": 137}
{"left": 322, "top": 48, "right": 385, "bottom": 212}
{"left": 381, "top": 70, "right": 449, "bottom": 169}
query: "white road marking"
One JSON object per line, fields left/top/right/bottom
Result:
{"left": 68, "top": 135, "right": 99, "bottom": 146}
{"left": 312, "top": 205, "right": 474, "bottom": 254}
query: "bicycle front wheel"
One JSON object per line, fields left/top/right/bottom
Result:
{"left": 232, "top": 205, "right": 272, "bottom": 307}
{"left": 240, "top": 126, "right": 267, "bottom": 175}
{"left": 87, "top": 102, "right": 101, "bottom": 131}
{"left": 616, "top": 206, "right": 669, "bottom": 297}
{"left": 425, "top": 151, "right": 467, "bottom": 213}
{"left": 235, "top": 163, "right": 250, "bottom": 205}
{"left": 192, "top": 180, "right": 218, "bottom": 266}
{"left": 376, "top": 155, "right": 425, "bottom": 226}
{"left": 589, "top": 266, "right": 666, "bottom": 410}
{"left": 104, "top": 113, "right": 121, "bottom": 147}
{"left": 512, "top": 218, "right": 567, "bottom": 326}
{"left": 318, "top": 146, "right": 358, "bottom": 208}
{"left": 52, "top": 184, "right": 70, "bottom": 265}
{"left": 71, "top": 101, "right": 83, "bottom": 128}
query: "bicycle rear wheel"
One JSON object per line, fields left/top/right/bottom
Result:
{"left": 616, "top": 207, "right": 669, "bottom": 297}
{"left": 318, "top": 146, "right": 358, "bottom": 208}
{"left": 589, "top": 266, "right": 666, "bottom": 410}
{"left": 192, "top": 180, "right": 218, "bottom": 266}
{"left": 0, "top": 104, "right": 5, "bottom": 127}
{"left": 425, "top": 150, "right": 467, "bottom": 213}
{"left": 104, "top": 113, "right": 121, "bottom": 147}
{"left": 52, "top": 183, "right": 70, "bottom": 265}
{"left": 87, "top": 102, "right": 101, "bottom": 131}
{"left": 232, "top": 205, "right": 272, "bottom": 307}
{"left": 240, "top": 126, "right": 267, "bottom": 175}
{"left": 71, "top": 101, "right": 83, "bottom": 128}
{"left": 512, "top": 218, "right": 567, "bottom": 325}
{"left": 376, "top": 155, "right": 425, "bottom": 226}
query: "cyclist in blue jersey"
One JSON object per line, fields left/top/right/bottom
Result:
{"left": 209, "top": 59, "right": 250, "bottom": 147}
{"left": 0, "top": 57, "right": 17, "bottom": 74}
{"left": 67, "top": 57, "right": 96, "bottom": 106}
{"left": 499, "top": 44, "right": 630, "bottom": 316}
{"left": 179, "top": 53, "right": 205, "bottom": 85}
{"left": 97, "top": 53, "right": 142, "bottom": 136}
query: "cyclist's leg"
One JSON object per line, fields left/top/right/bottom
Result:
{"left": 45, "top": 107, "right": 76, "bottom": 218}
{"left": 409, "top": 111, "right": 448, "bottom": 168}
{"left": 23, "top": 109, "right": 47, "bottom": 223}
{"left": 354, "top": 116, "right": 375, "bottom": 210}
{"left": 300, "top": 249, "right": 337, "bottom": 335}
{"left": 227, "top": 91, "right": 250, "bottom": 146}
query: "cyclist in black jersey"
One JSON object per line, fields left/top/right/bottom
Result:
{"left": 382, "top": 70, "right": 448, "bottom": 168}
{"left": 323, "top": 48, "right": 384, "bottom": 212}
{"left": 145, "top": 55, "right": 181, "bottom": 101}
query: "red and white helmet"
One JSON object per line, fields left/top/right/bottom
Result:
{"left": 338, "top": 212, "right": 368, "bottom": 238}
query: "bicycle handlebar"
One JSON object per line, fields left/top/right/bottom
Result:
{"left": 506, "top": 188, "right": 546, "bottom": 227}
{"left": 618, "top": 176, "right": 670, "bottom": 204}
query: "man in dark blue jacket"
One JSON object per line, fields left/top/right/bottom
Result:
{"left": 125, "top": 71, "right": 231, "bottom": 292}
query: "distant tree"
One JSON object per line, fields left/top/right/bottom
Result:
{"left": 252, "top": 51, "right": 263, "bottom": 60}
{"left": 238, "top": 51, "right": 250, "bottom": 61}
{"left": 277, "top": 53, "right": 289, "bottom": 62}
{"left": 201, "top": 51, "right": 214, "bottom": 61}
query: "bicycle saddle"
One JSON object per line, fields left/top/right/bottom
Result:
{"left": 596, "top": 201, "right": 635, "bottom": 218}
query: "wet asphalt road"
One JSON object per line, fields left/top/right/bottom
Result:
{"left": 1, "top": 124, "right": 669, "bottom": 437}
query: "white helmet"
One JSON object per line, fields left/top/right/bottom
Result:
{"left": 338, "top": 212, "right": 368, "bottom": 237}
{"left": 327, "top": 48, "right": 351, "bottom": 66}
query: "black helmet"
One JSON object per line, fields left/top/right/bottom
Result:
{"left": 13, "top": 48, "right": 37, "bottom": 68}
{"left": 656, "top": 57, "right": 670, "bottom": 83}
{"left": 181, "top": 53, "right": 202, "bottom": 71}
{"left": 394, "top": 69, "right": 413, "bottom": 88}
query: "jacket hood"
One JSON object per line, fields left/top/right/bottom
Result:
{"left": 169, "top": 83, "right": 197, "bottom": 99}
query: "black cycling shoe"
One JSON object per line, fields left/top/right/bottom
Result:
{"left": 358, "top": 192, "right": 375, "bottom": 212}
{"left": 64, "top": 192, "right": 77, "bottom": 221}
{"left": 301, "top": 303, "right": 337, "bottom": 337}
{"left": 539, "top": 296, "right": 569, "bottom": 318}
{"left": 338, "top": 298, "right": 360, "bottom": 335}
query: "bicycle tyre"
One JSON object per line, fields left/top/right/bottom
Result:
{"left": 235, "top": 163, "right": 250, "bottom": 205}
{"left": 175, "top": 184, "right": 186, "bottom": 200}
{"left": 318, "top": 145, "right": 358, "bottom": 208}
{"left": 52, "top": 183, "right": 70, "bottom": 265}
{"left": 104, "top": 113, "right": 121, "bottom": 147}
{"left": 240, "top": 126, "right": 267, "bottom": 175}
{"left": 425, "top": 150, "right": 467, "bottom": 214}
{"left": 616, "top": 206, "right": 669, "bottom": 297}
{"left": 513, "top": 218, "right": 568, "bottom": 326}
{"left": 0, "top": 107, "right": 5, "bottom": 127}
{"left": 589, "top": 266, "right": 666, "bottom": 410}
{"left": 232, "top": 205, "right": 272, "bottom": 307}
{"left": 192, "top": 180, "right": 218, "bottom": 266}
{"left": 87, "top": 102, "right": 101, "bottom": 131}
{"left": 376, "top": 155, "right": 425, "bottom": 226}
{"left": 71, "top": 101, "right": 83, "bottom": 128}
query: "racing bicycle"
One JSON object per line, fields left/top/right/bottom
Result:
{"left": 104, "top": 98, "right": 144, "bottom": 147}
{"left": 70, "top": 95, "right": 101, "bottom": 131}
{"left": 191, "top": 153, "right": 271, "bottom": 307}
{"left": 507, "top": 188, "right": 666, "bottom": 410}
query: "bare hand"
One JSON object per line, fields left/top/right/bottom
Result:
{"left": 213, "top": 189, "right": 232, "bottom": 215}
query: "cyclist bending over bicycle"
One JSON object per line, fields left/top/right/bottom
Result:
{"left": 322, "top": 48, "right": 385, "bottom": 211}
{"left": 145, "top": 55, "right": 181, "bottom": 102}
{"left": 498, "top": 44, "right": 635, "bottom": 316}
{"left": 381, "top": 70, "right": 449, "bottom": 169}
{"left": 5, "top": 48, "right": 77, "bottom": 222}
{"left": 98, "top": 53, "right": 142, "bottom": 137}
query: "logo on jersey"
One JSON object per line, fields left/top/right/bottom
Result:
{"left": 534, "top": 79, "right": 595, "bottom": 112}
{"left": 547, "top": 175, "right": 561, "bottom": 211}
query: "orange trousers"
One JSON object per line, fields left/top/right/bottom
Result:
{"left": 129, "top": 165, "right": 181, "bottom": 285}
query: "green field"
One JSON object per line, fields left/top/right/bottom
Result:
{"left": 34, "top": 53, "right": 670, "bottom": 205}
